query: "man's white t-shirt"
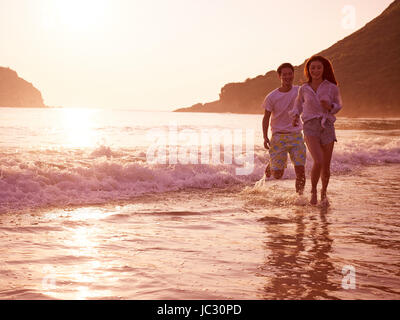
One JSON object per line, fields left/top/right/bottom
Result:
{"left": 261, "top": 85, "right": 302, "bottom": 134}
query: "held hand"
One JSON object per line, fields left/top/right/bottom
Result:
{"left": 264, "top": 137, "right": 270, "bottom": 150}
{"left": 320, "top": 99, "right": 332, "bottom": 111}
{"left": 292, "top": 115, "right": 299, "bottom": 127}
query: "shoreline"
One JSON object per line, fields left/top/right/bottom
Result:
{"left": 0, "top": 105, "right": 50, "bottom": 109}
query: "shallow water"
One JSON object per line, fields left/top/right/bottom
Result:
{"left": 1, "top": 164, "right": 399, "bottom": 299}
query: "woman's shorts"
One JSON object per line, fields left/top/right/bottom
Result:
{"left": 269, "top": 132, "right": 306, "bottom": 171}
{"left": 303, "top": 118, "right": 337, "bottom": 145}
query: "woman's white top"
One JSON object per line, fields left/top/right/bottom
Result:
{"left": 289, "top": 80, "right": 342, "bottom": 127}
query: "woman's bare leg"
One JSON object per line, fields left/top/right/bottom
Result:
{"left": 321, "top": 142, "right": 334, "bottom": 201}
{"left": 305, "top": 135, "right": 324, "bottom": 204}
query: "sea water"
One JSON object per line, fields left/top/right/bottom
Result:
{"left": 0, "top": 107, "right": 399, "bottom": 299}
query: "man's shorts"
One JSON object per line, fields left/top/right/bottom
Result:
{"left": 269, "top": 132, "right": 306, "bottom": 171}
{"left": 303, "top": 117, "right": 337, "bottom": 145}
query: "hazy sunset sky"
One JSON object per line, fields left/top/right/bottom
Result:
{"left": 0, "top": 0, "right": 393, "bottom": 110}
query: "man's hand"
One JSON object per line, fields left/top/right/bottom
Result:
{"left": 292, "top": 114, "right": 299, "bottom": 127}
{"left": 264, "top": 137, "right": 270, "bottom": 149}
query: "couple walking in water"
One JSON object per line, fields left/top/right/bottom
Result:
{"left": 261, "top": 55, "right": 342, "bottom": 205}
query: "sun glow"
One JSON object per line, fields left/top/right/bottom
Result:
{"left": 43, "top": 0, "right": 110, "bottom": 32}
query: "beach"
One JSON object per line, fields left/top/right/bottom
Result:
{"left": 0, "top": 108, "right": 399, "bottom": 299}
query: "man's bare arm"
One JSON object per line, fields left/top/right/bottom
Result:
{"left": 262, "top": 110, "right": 271, "bottom": 149}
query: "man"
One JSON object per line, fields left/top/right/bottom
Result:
{"left": 261, "top": 63, "right": 306, "bottom": 194}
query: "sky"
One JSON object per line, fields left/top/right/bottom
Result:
{"left": 0, "top": 0, "right": 394, "bottom": 110}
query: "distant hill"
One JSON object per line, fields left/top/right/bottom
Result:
{"left": 175, "top": 0, "right": 400, "bottom": 117}
{"left": 0, "top": 67, "right": 45, "bottom": 108}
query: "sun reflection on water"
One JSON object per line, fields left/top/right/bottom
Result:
{"left": 39, "top": 207, "right": 121, "bottom": 299}
{"left": 61, "top": 108, "right": 98, "bottom": 148}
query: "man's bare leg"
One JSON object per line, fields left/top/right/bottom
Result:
{"left": 294, "top": 165, "right": 306, "bottom": 195}
{"left": 265, "top": 163, "right": 284, "bottom": 180}
{"left": 265, "top": 163, "right": 271, "bottom": 178}
{"left": 272, "top": 170, "right": 284, "bottom": 179}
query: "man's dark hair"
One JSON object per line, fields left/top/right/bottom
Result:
{"left": 277, "top": 63, "right": 294, "bottom": 75}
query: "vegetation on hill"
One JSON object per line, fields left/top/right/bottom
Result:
{"left": 175, "top": 0, "right": 400, "bottom": 117}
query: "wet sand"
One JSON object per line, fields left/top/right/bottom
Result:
{"left": 1, "top": 164, "right": 400, "bottom": 300}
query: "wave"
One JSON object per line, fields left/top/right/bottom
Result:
{"left": 1, "top": 134, "right": 399, "bottom": 213}
{"left": 335, "top": 118, "right": 400, "bottom": 130}
{"left": 0, "top": 147, "right": 261, "bottom": 213}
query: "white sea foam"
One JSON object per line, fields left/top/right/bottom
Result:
{"left": 0, "top": 133, "right": 399, "bottom": 213}
{"left": 0, "top": 146, "right": 263, "bottom": 212}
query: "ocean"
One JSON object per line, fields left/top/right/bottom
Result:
{"left": 0, "top": 107, "right": 399, "bottom": 299}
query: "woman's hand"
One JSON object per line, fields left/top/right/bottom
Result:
{"left": 320, "top": 99, "right": 332, "bottom": 111}
{"left": 292, "top": 114, "right": 300, "bottom": 127}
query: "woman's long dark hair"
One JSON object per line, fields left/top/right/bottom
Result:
{"left": 304, "top": 55, "right": 338, "bottom": 85}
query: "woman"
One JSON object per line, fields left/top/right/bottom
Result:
{"left": 290, "top": 55, "right": 342, "bottom": 205}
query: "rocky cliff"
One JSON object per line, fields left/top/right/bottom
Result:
{"left": 175, "top": 0, "right": 400, "bottom": 117}
{"left": 0, "top": 67, "right": 45, "bottom": 108}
